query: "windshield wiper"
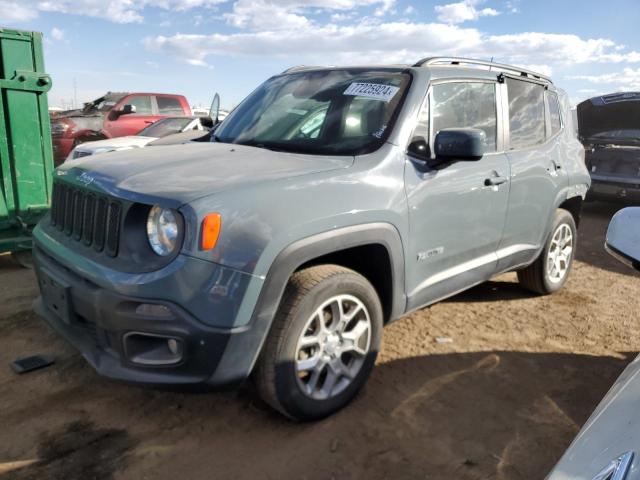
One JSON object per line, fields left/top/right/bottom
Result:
{"left": 234, "top": 140, "right": 280, "bottom": 151}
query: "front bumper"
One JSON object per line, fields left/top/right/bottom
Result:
{"left": 32, "top": 245, "right": 263, "bottom": 388}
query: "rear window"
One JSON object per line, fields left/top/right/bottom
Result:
{"left": 507, "top": 78, "right": 546, "bottom": 149}
{"left": 138, "top": 117, "right": 193, "bottom": 138}
{"left": 157, "top": 97, "right": 184, "bottom": 115}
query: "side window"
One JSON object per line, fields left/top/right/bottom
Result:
{"left": 157, "top": 96, "right": 184, "bottom": 116}
{"left": 546, "top": 91, "right": 562, "bottom": 136}
{"left": 506, "top": 78, "right": 546, "bottom": 149}
{"left": 126, "top": 96, "right": 153, "bottom": 115}
{"left": 431, "top": 82, "right": 497, "bottom": 152}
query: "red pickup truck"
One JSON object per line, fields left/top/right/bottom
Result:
{"left": 50, "top": 92, "right": 191, "bottom": 165}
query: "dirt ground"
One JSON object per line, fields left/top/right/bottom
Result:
{"left": 1, "top": 201, "right": 639, "bottom": 480}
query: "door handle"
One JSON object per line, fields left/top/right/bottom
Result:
{"left": 547, "top": 161, "right": 562, "bottom": 173}
{"left": 484, "top": 176, "right": 508, "bottom": 187}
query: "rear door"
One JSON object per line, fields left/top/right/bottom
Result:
{"left": 497, "top": 77, "right": 568, "bottom": 271}
{"left": 404, "top": 80, "right": 511, "bottom": 310}
{"left": 103, "top": 94, "right": 157, "bottom": 137}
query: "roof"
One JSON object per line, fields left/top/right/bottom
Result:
{"left": 281, "top": 57, "right": 553, "bottom": 84}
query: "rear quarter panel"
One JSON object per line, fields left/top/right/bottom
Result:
{"left": 558, "top": 90, "right": 590, "bottom": 200}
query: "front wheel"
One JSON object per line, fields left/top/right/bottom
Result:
{"left": 517, "top": 208, "right": 577, "bottom": 294}
{"left": 254, "top": 265, "right": 383, "bottom": 421}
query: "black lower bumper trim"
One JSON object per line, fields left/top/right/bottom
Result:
{"left": 33, "top": 248, "right": 241, "bottom": 387}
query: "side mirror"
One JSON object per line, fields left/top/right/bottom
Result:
{"left": 434, "top": 128, "right": 486, "bottom": 162}
{"left": 119, "top": 104, "right": 136, "bottom": 116}
{"left": 606, "top": 207, "right": 640, "bottom": 270}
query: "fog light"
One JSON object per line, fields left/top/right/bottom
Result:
{"left": 123, "top": 333, "right": 184, "bottom": 366}
{"left": 167, "top": 338, "right": 179, "bottom": 355}
{"left": 135, "top": 303, "right": 173, "bottom": 318}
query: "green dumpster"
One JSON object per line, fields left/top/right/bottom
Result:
{"left": 0, "top": 28, "right": 54, "bottom": 266}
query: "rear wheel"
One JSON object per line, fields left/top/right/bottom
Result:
{"left": 517, "top": 209, "right": 576, "bottom": 294}
{"left": 255, "top": 265, "right": 382, "bottom": 421}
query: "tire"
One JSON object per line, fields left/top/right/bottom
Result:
{"left": 254, "top": 264, "right": 383, "bottom": 421}
{"left": 11, "top": 250, "right": 33, "bottom": 269}
{"left": 517, "top": 209, "right": 577, "bottom": 295}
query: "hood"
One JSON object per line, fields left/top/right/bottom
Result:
{"left": 52, "top": 110, "right": 103, "bottom": 121}
{"left": 57, "top": 142, "right": 353, "bottom": 204}
{"left": 577, "top": 92, "right": 640, "bottom": 142}
{"left": 74, "top": 136, "right": 156, "bottom": 152}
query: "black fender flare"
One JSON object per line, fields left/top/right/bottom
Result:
{"left": 207, "top": 222, "right": 406, "bottom": 386}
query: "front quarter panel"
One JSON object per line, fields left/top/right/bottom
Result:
{"left": 181, "top": 143, "right": 410, "bottom": 327}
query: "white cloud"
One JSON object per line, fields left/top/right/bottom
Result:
{"left": 0, "top": 1, "right": 38, "bottom": 22}
{"left": 3, "top": 0, "right": 227, "bottom": 24}
{"left": 144, "top": 21, "right": 640, "bottom": 73}
{"left": 50, "top": 27, "right": 65, "bottom": 41}
{"left": 435, "top": 0, "right": 499, "bottom": 24}
{"left": 569, "top": 68, "right": 640, "bottom": 90}
{"left": 223, "top": 0, "right": 395, "bottom": 30}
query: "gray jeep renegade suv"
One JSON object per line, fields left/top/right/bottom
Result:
{"left": 33, "top": 57, "right": 590, "bottom": 420}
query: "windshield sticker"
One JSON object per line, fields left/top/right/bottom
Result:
{"left": 344, "top": 83, "right": 400, "bottom": 102}
{"left": 372, "top": 124, "right": 387, "bottom": 139}
{"left": 287, "top": 108, "right": 308, "bottom": 116}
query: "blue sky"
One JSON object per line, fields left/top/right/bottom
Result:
{"left": 2, "top": 0, "right": 640, "bottom": 110}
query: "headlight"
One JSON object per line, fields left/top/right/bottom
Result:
{"left": 51, "top": 122, "right": 69, "bottom": 136}
{"left": 147, "top": 206, "right": 179, "bottom": 256}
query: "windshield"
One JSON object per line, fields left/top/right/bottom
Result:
{"left": 138, "top": 117, "right": 194, "bottom": 137}
{"left": 213, "top": 69, "right": 411, "bottom": 155}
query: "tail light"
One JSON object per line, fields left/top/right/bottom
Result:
{"left": 51, "top": 118, "right": 75, "bottom": 137}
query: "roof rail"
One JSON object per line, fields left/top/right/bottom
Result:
{"left": 281, "top": 65, "right": 327, "bottom": 74}
{"left": 413, "top": 57, "right": 553, "bottom": 84}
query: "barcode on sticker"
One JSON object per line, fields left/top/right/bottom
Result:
{"left": 343, "top": 83, "right": 400, "bottom": 102}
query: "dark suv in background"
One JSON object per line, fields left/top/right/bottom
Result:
{"left": 578, "top": 92, "right": 640, "bottom": 202}
{"left": 50, "top": 92, "right": 191, "bottom": 165}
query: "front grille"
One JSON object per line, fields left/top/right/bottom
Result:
{"left": 50, "top": 182, "right": 122, "bottom": 257}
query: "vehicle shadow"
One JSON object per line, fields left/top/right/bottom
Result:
{"left": 444, "top": 278, "right": 536, "bottom": 303}
{"left": 577, "top": 200, "right": 640, "bottom": 277}
{"left": 3, "top": 346, "right": 634, "bottom": 480}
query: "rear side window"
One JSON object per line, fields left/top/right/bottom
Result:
{"left": 506, "top": 78, "right": 546, "bottom": 149}
{"left": 546, "top": 91, "right": 562, "bottom": 136}
{"left": 126, "top": 96, "right": 153, "bottom": 115}
{"left": 157, "top": 96, "right": 184, "bottom": 115}
{"left": 431, "top": 82, "right": 497, "bottom": 152}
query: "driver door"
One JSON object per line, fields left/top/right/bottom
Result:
{"left": 103, "top": 94, "right": 157, "bottom": 138}
{"left": 404, "top": 80, "right": 511, "bottom": 310}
